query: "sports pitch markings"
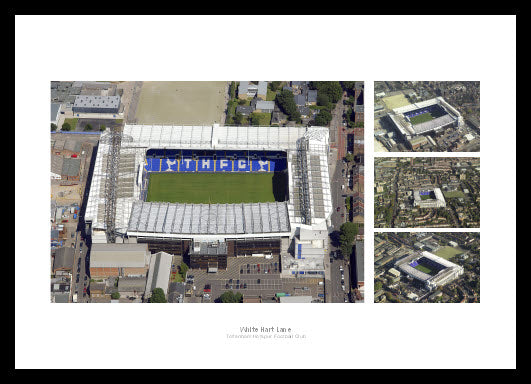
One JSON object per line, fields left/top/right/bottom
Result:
{"left": 146, "top": 172, "right": 283, "bottom": 204}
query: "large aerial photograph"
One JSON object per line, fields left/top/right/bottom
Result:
{"left": 50, "top": 81, "right": 365, "bottom": 304}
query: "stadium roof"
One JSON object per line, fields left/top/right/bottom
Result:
{"left": 85, "top": 124, "right": 331, "bottom": 237}
{"left": 390, "top": 97, "right": 462, "bottom": 137}
{"left": 127, "top": 201, "right": 291, "bottom": 236}
{"left": 411, "top": 114, "right": 456, "bottom": 134}
{"left": 121, "top": 124, "right": 316, "bottom": 151}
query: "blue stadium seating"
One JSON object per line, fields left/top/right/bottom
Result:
{"left": 143, "top": 150, "right": 287, "bottom": 173}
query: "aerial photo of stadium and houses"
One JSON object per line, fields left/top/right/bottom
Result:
{"left": 50, "top": 81, "right": 365, "bottom": 304}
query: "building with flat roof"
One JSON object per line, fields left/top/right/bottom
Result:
{"left": 279, "top": 295, "right": 313, "bottom": 303}
{"left": 72, "top": 95, "right": 120, "bottom": 114}
{"left": 89, "top": 243, "right": 150, "bottom": 278}
{"left": 51, "top": 103, "right": 61, "bottom": 125}
{"left": 61, "top": 157, "right": 81, "bottom": 181}
{"left": 53, "top": 247, "right": 75, "bottom": 273}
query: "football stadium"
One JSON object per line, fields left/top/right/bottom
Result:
{"left": 413, "top": 188, "right": 446, "bottom": 209}
{"left": 84, "top": 124, "right": 333, "bottom": 277}
{"left": 395, "top": 251, "right": 464, "bottom": 291}
{"left": 387, "top": 97, "right": 464, "bottom": 142}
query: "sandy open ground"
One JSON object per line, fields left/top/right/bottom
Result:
{"left": 135, "top": 81, "right": 228, "bottom": 125}
{"left": 382, "top": 94, "right": 410, "bottom": 110}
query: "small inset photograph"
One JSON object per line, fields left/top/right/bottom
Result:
{"left": 374, "top": 157, "right": 480, "bottom": 228}
{"left": 374, "top": 81, "right": 480, "bottom": 152}
{"left": 374, "top": 232, "right": 480, "bottom": 303}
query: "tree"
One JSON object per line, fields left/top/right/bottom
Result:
{"left": 84, "top": 123, "right": 93, "bottom": 131}
{"left": 233, "top": 112, "right": 244, "bottom": 125}
{"left": 275, "top": 90, "right": 300, "bottom": 121}
{"left": 111, "top": 292, "right": 120, "bottom": 300}
{"left": 150, "top": 288, "right": 167, "bottom": 303}
{"left": 314, "top": 109, "right": 332, "bottom": 126}
{"left": 374, "top": 281, "right": 383, "bottom": 292}
{"left": 317, "top": 93, "right": 329, "bottom": 106}
{"left": 179, "top": 262, "right": 189, "bottom": 279}
{"left": 309, "top": 81, "right": 343, "bottom": 103}
{"left": 51, "top": 123, "right": 57, "bottom": 131}
{"left": 219, "top": 290, "right": 243, "bottom": 303}
{"left": 99, "top": 124, "right": 106, "bottom": 131}
{"left": 229, "top": 81, "right": 236, "bottom": 99}
{"left": 344, "top": 153, "right": 354, "bottom": 163}
{"left": 340, "top": 81, "right": 356, "bottom": 93}
{"left": 339, "top": 222, "right": 359, "bottom": 261}
{"left": 61, "top": 122, "right": 71, "bottom": 131}
{"left": 269, "top": 81, "right": 282, "bottom": 92}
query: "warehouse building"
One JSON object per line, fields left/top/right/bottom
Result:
{"left": 72, "top": 95, "right": 120, "bottom": 114}
{"left": 89, "top": 243, "right": 151, "bottom": 278}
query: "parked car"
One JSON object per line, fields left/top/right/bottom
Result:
{"left": 336, "top": 207, "right": 340, "bottom": 212}
{"left": 204, "top": 284, "right": 211, "bottom": 293}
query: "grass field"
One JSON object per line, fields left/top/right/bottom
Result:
{"left": 146, "top": 172, "right": 286, "bottom": 204}
{"left": 382, "top": 94, "right": 410, "bottom": 110}
{"left": 135, "top": 81, "right": 227, "bottom": 125}
{"left": 443, "top": 190, "right": 465, "bottom": 198}
{"left": 62, "top": 118, "right": 78, "bottom": 130}
{"left": 415, "top": 264, "right": 434, "bottom": 275}
{"left": 250, "top": 112, "right": 272, "bottom": 125}
{"left": 409, "top": 112, "right": 434, "bottom": 125}
{"left": 435, "top": 246, "right": 465, "bottom": 260}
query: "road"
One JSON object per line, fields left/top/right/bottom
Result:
{"left": 72, "top": 232, "right": 90, "bottom": 302}
{"left": 329, "top": 257, "right": 350, "bottom": 302}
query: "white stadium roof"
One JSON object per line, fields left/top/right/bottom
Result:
{"left": 127, "top": 201, "right": 291, "bottom": 236}
{"left": 85, "top": 124, "right": 332, "bottom": 239}
{"left": 389, "top": 97, "right": 462, "bottom": 137}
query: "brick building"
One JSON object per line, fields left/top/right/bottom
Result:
{"left": 89, "top": 243, "right": 150, "bottom": 279}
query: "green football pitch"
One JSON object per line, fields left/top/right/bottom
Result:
{"left": 409, "top": 112, "right": 434, "bottom": 125}
{"left": 146, "top": 172, "right": 286, "bottom": 204}
{"left": 414, "top": 264, "right": 434, "bottom": 275}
